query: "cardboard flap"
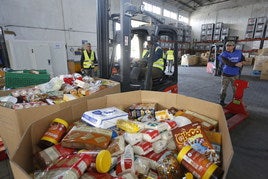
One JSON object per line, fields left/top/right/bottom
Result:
{"left": 12, "top": 107, "right": 74, "bottom": 174}
{"left": 17, "top": 104, "right": 61, "bottom": 136}
{"left": 11, "top": 123, "right": 33, "bottom": 174}
{"left": 141, "top": 91, "right": 178, "bottom": 109}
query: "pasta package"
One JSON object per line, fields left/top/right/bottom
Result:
{"left": 141, "top": 129, "right": 161, "bottom": 143}
{"left": 124, "top": 132, "right": 143, "bottom": 145}
{"left": 116, "top": 119, "right": 140, "bottom": 133}
{"left": 116, "top": 144, "right": 135, "bottom": 176}
{"left": 133, "top": 141, "right": 153, "bottom": 155}
{"left": 35, "top": 153, "right": 91, "bottom": 179}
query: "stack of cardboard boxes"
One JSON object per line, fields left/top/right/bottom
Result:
{"left": 253, "top": 48, "right": 268, "bottom": 80}
{"left": 0, "top": 80, "right": 121, "bottom": 157}
{"left": 181, "top": 54, "right": 200, "bottom": 66}
{"left": 0, "top": 70, "right": 4, "bottom": 88}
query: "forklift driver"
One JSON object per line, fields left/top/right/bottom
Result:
{"left": 130, "top": 41, "right": 165, "bottom": 83}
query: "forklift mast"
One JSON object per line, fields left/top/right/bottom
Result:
{"left": 97, "top": 0, "right": 179, "bottom": 92}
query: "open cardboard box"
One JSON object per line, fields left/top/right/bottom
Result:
{"left": 0, "top": 81, "right": 120, "bottom": 157}
{"left": 10, "top": 90, "right": 233, "bottom": 179}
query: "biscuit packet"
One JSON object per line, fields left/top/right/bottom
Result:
{"left": 172, "top": 122, "right": 220, "bottom": 164}
{"left": 61, "top": 125, "right": 112, "bottom": 150}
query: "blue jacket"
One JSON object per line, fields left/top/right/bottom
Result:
{"left": 219, "top": 50, "right": 244, "bottom": 76}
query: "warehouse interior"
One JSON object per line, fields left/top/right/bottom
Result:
{"left": 0, "top": 0, "right": 268, "bottom": 179}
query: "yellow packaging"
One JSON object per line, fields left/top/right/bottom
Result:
{"left": 116, "top": 119, "right": 140, "bottom": 133}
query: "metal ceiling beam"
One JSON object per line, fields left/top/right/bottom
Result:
{"left": 162, "top": 0, "right": 193, "bottom": 12}
{"left": 202, "top": 0, "right": 230, "bottom": 6}
{"left": 191, "top": 0, "right": 202, "bottom": 6}
{"left": 175, "top": 0, "right": 196, "bottom": 11}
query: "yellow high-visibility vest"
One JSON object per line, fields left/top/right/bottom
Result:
{"left": 83, "top": 50, "right": 95, "bottom": 68}
{"left": 142, "top": 49, "right": 149, "bottom": 58}
{"left": 152, "top": 46, "right": 165, "bottom": 71}
{"left": 166, "top": 50, "right": 174, "bottom": 61}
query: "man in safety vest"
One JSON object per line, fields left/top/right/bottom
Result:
{"left": 80, "top": 43, "right": 98, "bottom": 77}
{"left": 130, "top": 41, "right": 165, "bottom": 87}
{"left": 142, "top": 45, "right": 149, "bottom": 59}
{"left": 148, "top": 41, "right": 166, "bottom": 80}
{"left": 166, "top": 48, "right": 174, "bottom": 73}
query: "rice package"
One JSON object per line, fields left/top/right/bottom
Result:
{"left": 81, "top": 107, "right": 128, "bottom": 129}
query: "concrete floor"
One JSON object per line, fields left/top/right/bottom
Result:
{"left": 177, "top": 65, "right": 268, "bottom": 179}
{"left": 0, "top": 65, "right": 267, "bottom": 179}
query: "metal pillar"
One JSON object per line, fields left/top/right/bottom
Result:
{"left": 0, "top": 27, "right": 10, "bottom": 67}
{"left": 96, "top": 0, "right": 109, "bottom": 79}
{"left": 120, "top": 0, "right": 131, "bottom": 92}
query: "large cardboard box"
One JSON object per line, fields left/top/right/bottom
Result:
{"left": 0, "top": 81, "right": 120, "bottom": 157}
{"left": 243, "top": 57, "right": 254, "bottom": 66}
{"left": 10, "top": 91, "right": 233, "bottom": 179}
{"left": 253, "top": 56, "right": 268, "bottom": 71}
{"left": 181, "top": 54, "right": 199, "bottom": 66}
{"left": 260, "top": 61, "right": 268, "bottom": 80}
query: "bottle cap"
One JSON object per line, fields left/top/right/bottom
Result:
{"left": 95, "top": 150, "right": 112, "bottom": 173}
{"left": 177, "top": 145, "right": 192, "bottom": 163}
{"left": 53, "top": 118, "right": 69, "bottom": 129}
{"left": 203, "top": 163, "right": 223, "bottom": 179}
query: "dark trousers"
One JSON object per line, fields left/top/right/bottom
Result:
{"left": 83, "top": 68, "right": 94, "bottom": 77}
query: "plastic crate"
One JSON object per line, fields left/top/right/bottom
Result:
{"left": 5, "top": 70, "right": 50, "bottom": 89}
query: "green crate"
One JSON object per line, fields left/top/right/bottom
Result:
{"left": 5, "top": 70, "right": 50, "bottom": 89}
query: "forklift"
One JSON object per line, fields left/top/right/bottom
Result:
{"left": 97, "top": 0, "right": 178, "bottom": 93}
{"left": 126, "top": 25, "right": 179, "bottom": 93}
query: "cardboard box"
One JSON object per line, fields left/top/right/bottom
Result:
{"left": 0, "top": 70, "right": 5, "bottom": 77}
{"left": 257, "top": 48, "right": 268, "bottom": 56}
{"left": 253, "top": 56, "right": 268, "bottom": 71}
{"left": 243, "top": 57, "right": 254, "bottom": 66}
{"left": 10, "top": 91, "right": 233, "bottom": 179}
{"left": 0, "top": 77, "right": 5, "bottom": 87}
{"left": 0, "top": 81, "right": 120, "bottom": 157}
{"left": 181, "top": 54, "right": 199, "bottom": 66}
{"left": 260, "top": 61, "right": 268, "bottom": 80}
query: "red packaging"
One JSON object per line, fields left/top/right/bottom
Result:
{"left": 116, "top": 144, "right": 135, "bottom": 176}
{"left": 141, "top": 129, "right": 161, "bottom": 142}
{"left": 140, "top": 150, "right": 171, "bottom": 170}
{"left": 133, "top": 141, "right": 153, "bottom": 155}
{"left": 35, "top": 153, "right": 92, "bottom": 178}
{"left": 82, "top": 168, "right": 113, "bottom": 179}
{"left": 164, "top": 120, "right": 177, "bottom": 130}
{"left": 63, "top": 75, "right": 74, "bottom": 85}
{"left": 35, "top": 144, "right": 75, "bottom": 168}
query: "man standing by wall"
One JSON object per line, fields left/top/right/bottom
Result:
{"left": 80, "top": 43, "right": 98, "bottom": 77}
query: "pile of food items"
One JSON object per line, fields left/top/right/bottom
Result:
{"left": 32, "top": 103, "right": 224, "bottom": 179}
{"left": 0, "top": 73, "right": 118, "bottom": 109}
